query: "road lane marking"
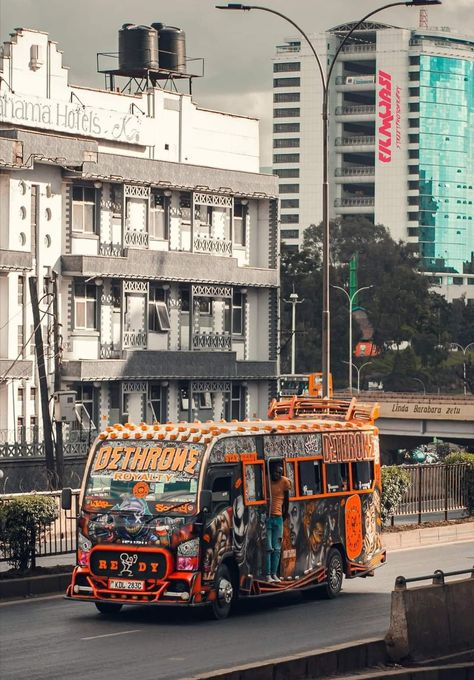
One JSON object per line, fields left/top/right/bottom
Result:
{"left": 82, "top": 629, "right": 141, "bottom": 641}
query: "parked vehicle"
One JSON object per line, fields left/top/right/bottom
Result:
{"left": 62, "top": 396, "right": 385, "bottom": 618}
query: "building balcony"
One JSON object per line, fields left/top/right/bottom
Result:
{"left": 61, "top": 249, "right": 277, "bottom": 288}
{"left": 124, "top": 230, "right": 149, "bottom": 249}
{"left": 192, "top": 331, "right": 232, "bottom": 351}
{"left": 341, "top": 44, "right": 376, "bottom": 54}
{"left": 193, "top": 235, "right": 232, "bottom": 257}
{"left": 334, "top": 167, "right": 375, "bottom": 183}
{"left": 99, "top": 242, "right": 125, "bottom": 257}
{"left": 335, "top": 197, "right": 375, "bottom": 208}
{"left": 123, "top": 330, "right": 147, "bottom": 350}
{"left": 335, "top": 104, "right": 376, "bottom": 117}
{"left": 61, "top": 352, "right": 278, "bottom": 381}
{"left": 335, "top": 136, "right": 375, "bottom": 151}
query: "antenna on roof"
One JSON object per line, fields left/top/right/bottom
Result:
{"left": 419, "top": 8, "right": 428, "bottom": 28}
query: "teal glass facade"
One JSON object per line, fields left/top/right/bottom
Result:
{"left": 418, "top": 54, "right": 474, "bottom": 273}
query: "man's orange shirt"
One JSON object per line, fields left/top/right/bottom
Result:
{"left": 270, "top": 476, "right": 291, "bottom": 516}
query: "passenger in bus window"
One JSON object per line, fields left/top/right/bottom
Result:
{"left": 266, "top": 462, "right": 290, "bottom": 582}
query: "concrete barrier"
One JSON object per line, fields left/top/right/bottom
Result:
{"left": 385, "top": 570, "right": 474, "bottom": 663}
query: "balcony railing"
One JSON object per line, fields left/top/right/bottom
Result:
{"left": 192, "top": 332, "right": 232, "bottom": 351}
{"left": 124, "top": 230, "right": 149, "bottom": 248}
{"left": 193, "top": 235, "right": 232, "bottom": 256}
{"left": 335, "top": 104, "right": 376, "bottom": 115}
{"left": 335, "top": 167, "right": 375, "bottom": 177}
{"left": 341, "top": 44, "right": 376, "bottom": 54}
{"left": 99, "top": 242, "right": 125, "bottom": 257}
{"left": 335, "top": 136, "right": 375, "bottom": 146}
{"left": 123, "top": 330, "right": 147, "bottom": 349}
{"left": 335, "top": 197, "right": 375, "bottom": 207}
{"left": 100, "top": 343, "right": 124, "bottom": 359}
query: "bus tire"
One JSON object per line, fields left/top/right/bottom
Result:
{"left": 323, "top": 548, "right": 344, "bottom": 599}
{"left": 95, "top": 601, "right": 123, "bottom": 616}
{"left": 210, "top": 563, "right": 234, "bottom": 620}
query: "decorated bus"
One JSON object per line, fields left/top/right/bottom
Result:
{"left": 63, "top": 396, "right": 385, "bottom": 619}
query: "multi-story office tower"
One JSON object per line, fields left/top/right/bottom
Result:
{"left": 273, "top": 21, "right": 474, "bottom": 300}
{"left": 0, "top": 27, "right": 279, "bottom": 445}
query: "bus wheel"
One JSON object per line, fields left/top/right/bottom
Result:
{"left": 95, "top": 601, "right": 123, "bottom": 616}
{"left": 324, "top": 549, "right": 344, "bottom": 599}
{"left": 211, "top": 564, "right": 234, "bottom": 620}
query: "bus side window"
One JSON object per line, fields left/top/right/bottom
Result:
{"left": 298, "top": 459, "right": 322, "bottom": 496}
{"left": 284, "top": 460, "right": 297, "bottom": 498}
{"left": 325, "top": 463, "right": 349, "bottom": 493}
{"left": 211, "top": 476, "right": 232, "bottom": 509}
{"left": 351, "top": 461, "right": 374, "bottom": 490}
{"left": 242, "top": 461, "right": 266, "bottom": 505}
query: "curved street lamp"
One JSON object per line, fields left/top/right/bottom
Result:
{"left": 411, "top": 377, "right": 426, "bottom": 395}
{"left": 343, "top": 360, "right": 373, "bottom": 394}
{"left": 332, "top": 284, "right": 373, "bottom": 393}
{"left": 450, "top": 342, "right": 474, "bottom": 395}
{"left": 216, "top": 1, "right": 441, "bottom": 397}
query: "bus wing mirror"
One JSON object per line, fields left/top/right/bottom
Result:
{"left": 61, "top": 487, "right": 72, "bottom": 510}
{"left": 199, "top": 490, "right": 212, "bottom": 513}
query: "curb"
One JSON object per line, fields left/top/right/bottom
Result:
{"left": 0, "top": 570, "right": 72, "bottom": 600}
{"left": 181, "top": 638, "right": 388, "bottom": 680}
{"left": 381, "top": 522, "right": 474, "bottom": 551}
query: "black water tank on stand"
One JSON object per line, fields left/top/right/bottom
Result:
{"left": 152, "top": 23, "right": 186, "bottom": 73}
{"left": 118, "top": 23, "right": 159, "bottom": 72}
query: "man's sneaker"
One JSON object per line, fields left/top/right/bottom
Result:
{"left": 265, "top": 575, "right": 274, "bottom": 582}
{"left": 272, "top": 574, "right": 281, "bottom": 582}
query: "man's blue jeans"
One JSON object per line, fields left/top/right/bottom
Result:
{"left": 266, "top": 515, "right": 283, "bottom": 576}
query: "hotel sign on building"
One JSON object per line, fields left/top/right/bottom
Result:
{"left": 0, "top": 91, "right": 153, "bottom": 146}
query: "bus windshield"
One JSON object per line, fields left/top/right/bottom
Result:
{"left": 83, "top": 440, "right": 206, "bottom": 515}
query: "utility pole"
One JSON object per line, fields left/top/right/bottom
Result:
{"left": 29, "top": 276, "right": 56, "bottom": 489}
{"left": 52, "top": 272, "right": 64, "bottom": 488}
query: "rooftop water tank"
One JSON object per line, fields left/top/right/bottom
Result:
{"left": 118, "top": 23, "right": 159, "bottom": 72}
{"left": 152, "top": 23, "right": 186, "bottom": 73}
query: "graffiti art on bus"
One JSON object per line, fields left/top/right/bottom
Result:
{"left": 263, "top": 433, "right": 322, "bottom": 459}
{"left": 202, "top": 507, "right": 233, "bottom": 581}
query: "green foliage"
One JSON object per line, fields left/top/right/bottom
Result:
{"left": 381, "top": 466, "right": 411, "bottom": 525}
{"left": 280, "top": 216, "right": 474, "bottom": 392}
{"left": 445, "top": 453, "right": 474, "bottom": 515}
{"left": 0, "top": 495, "right": 58, "bottom": 570}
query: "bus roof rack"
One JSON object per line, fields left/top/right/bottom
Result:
{"left": 268, "top": 396, "right": 379, "bottom": 423}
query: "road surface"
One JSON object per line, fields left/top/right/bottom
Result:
{"left": 1, "top": 541, "right": 473, "bottom": 680}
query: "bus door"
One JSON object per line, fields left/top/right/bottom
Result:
{"left": 201, "top": 465, "right": 237, "bottom": 583}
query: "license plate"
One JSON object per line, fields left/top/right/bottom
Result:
{"left": 108, "top": 579, "right": 144, "bottom": 591}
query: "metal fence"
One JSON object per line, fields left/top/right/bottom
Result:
{"left": 391, "top": 463, "right": 468, "bottom": 524}
{"left": 0, "top": 489, "right": 80, "bottom": 563}
{"left": 0, "top": 464, "right": 470, "bottom": 562}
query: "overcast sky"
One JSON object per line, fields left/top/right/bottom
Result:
{"left": 1, "top": 0, "right": 472, "bottom": 165}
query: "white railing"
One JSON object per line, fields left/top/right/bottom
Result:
{"left": 124, "top": 230, "right": 149, "bottom": 248}
{"left": 192, "top": 332, "right": 232, "bottom": 351}
{"left": 193, "top": 235, "right": 232, "bottom": 256}
{"left": 341, "top": 44, "right": 376, "bottom": 53}
{"left": 123, "top": 330, "right": 147, "bottom": 349}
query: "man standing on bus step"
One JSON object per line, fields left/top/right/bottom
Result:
{"left": 266, "top": 462, "right": 291, "bottom": 582}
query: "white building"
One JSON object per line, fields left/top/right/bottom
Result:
{"left": 273, "top": 21, "right": 474, "bottom": 301}
{"left": 0, "top": 27, "right": 279, "bottom": 443}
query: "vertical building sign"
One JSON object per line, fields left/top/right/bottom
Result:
{"left": 377, "top": 69, "right": 402, "bottom": 164}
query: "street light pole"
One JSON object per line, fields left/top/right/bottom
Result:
{"left": 332, "top": 285, "right": 372, "bottom": 392}
{"left": 450, "top": 342, "right": 474, "bottom": 395}
{"left": 216, "top": 1, "right": 441, "bottom": 398}
{"left": 284, "top": 288, "right": 304, "bottom": 375}
{"left": 343, "top": 360, "right": 373, "bottom": 393}
{"left": 411, "top": 377, "right": 426, "bottom": 395}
